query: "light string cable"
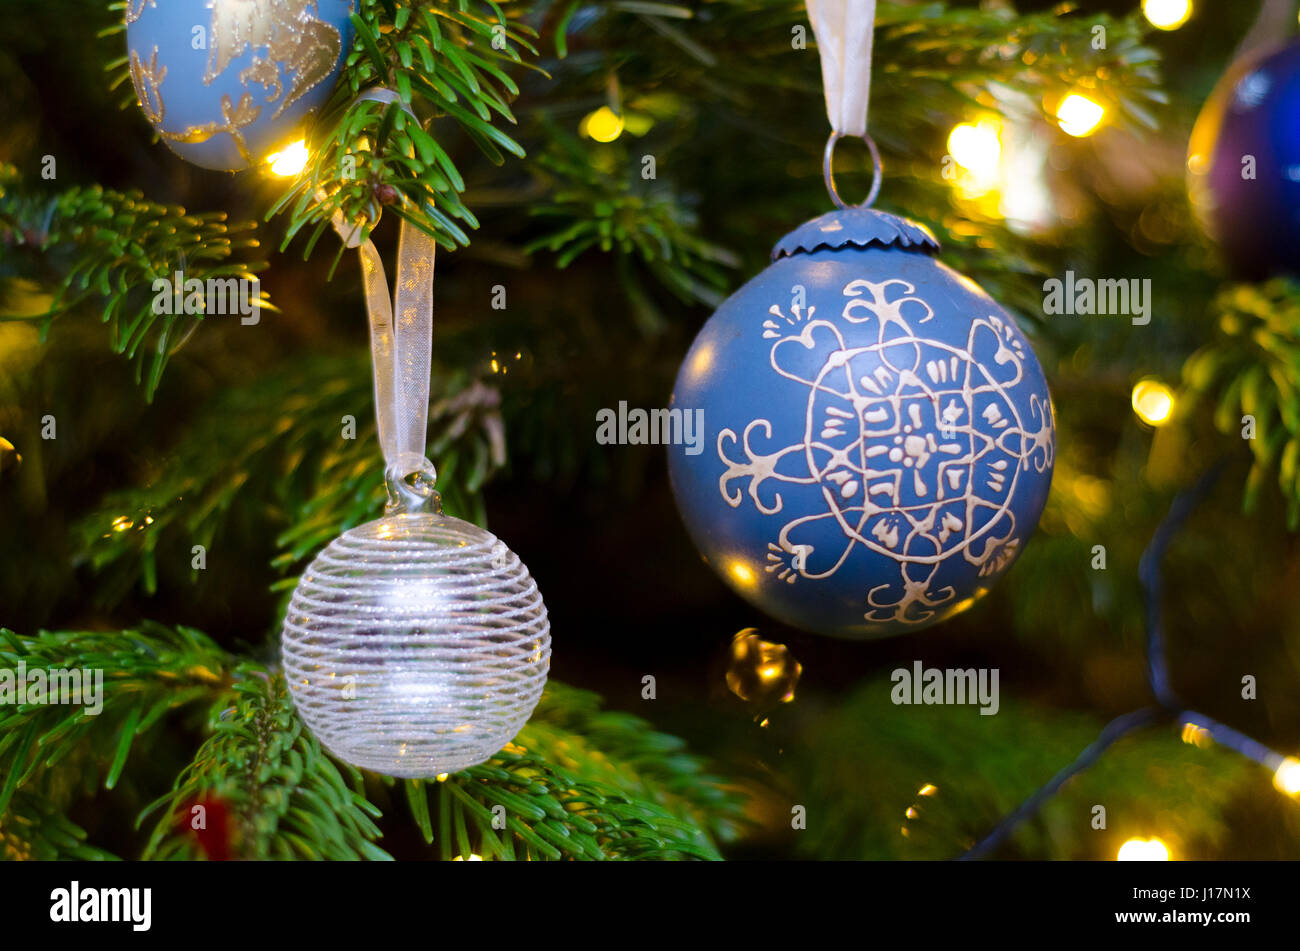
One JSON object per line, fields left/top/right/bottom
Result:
{"left": 961, "top": 459, "right": 1298, "bottom": 860}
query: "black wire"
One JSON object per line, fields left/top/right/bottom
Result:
{"left": 958, "top": 459, "right": 1282, "bottom": 860}
{"left": 959, "top": 707, "right": 1165, "bottom": 861}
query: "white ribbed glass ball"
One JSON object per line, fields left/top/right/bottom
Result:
{"left": 282, "top": 512, "right": 551, "bottom": 778}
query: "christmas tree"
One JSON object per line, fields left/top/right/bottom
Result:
{"left": 1, "top": 0, "right": 1299, "bottom": 862}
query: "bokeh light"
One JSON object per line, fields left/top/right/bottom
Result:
{"left": 1118, "top": 837, "right": 1171, "bottom": 861}
{"left": 1131, "top": 379, "right": 1175, "bottom": 426}
{"left": 948, "top": 119, "right": 1002, "bottom": 181}
{"left": 1056, "top": 94, "right": 1105, "bottom": 137}
{"left": 580, "top": 106, "right": 624, "bottom": 143}
{"left": 1274, "top": 757, "right": 1300, "bottom": 796}
{"left": 1143, "top": 0, "right": 1193, "bottom": 31}
{"left": 266, "top": 139, "right": 309, "bottom": 177}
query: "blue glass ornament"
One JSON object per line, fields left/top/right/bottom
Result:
{"left": 1188, "top": 40, "right": 1300, "bottom": 280}
{"left": 126, "top": 0, "right": 355, "bottom": 171}
{"left": 668, "top": 205, "right": 1055, "bottom": 639}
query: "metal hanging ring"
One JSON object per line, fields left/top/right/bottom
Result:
{"left": 823, "top": 131, "right": 882, "bottom": 210}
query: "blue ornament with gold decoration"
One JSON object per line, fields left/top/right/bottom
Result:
{"left": 668, "top": 142, "right": 1055, "bottom": 639}
{"left": 1188, "top": 39, "right": 1300, "bottom": 280}
{"left": 126, "top": 0, "right": 354, "bottom": 171}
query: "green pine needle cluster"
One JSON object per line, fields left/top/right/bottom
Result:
{"left": 0, "top": 165, "right": 267, "bottom": 399}
{"left": 0, "top": 626, "right": 740, "bottom": 860}
{"left": 1185, "top": 279, "right": 1300, "bottom": 527}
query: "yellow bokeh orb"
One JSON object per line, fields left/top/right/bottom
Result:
{"left": 1131, "top": 379, "right": 1175, "bottom": 427}
{"left": 266, "top": 139, "right": 309, "bottom": 177}
{"left": 1143, "top": 0, "right": 1193, "bottom": 31}
{"left": 1056, "top": 94, "right": 1105, "bottom": 138}
{"left": 947, "top": 120, "right": 1002, "bottom": 176}
{"left": 1274, "top": 757, "right": 1300, "bottom": 796}
{"left": 580, "top": 106, "right": 624, "bottom": 143}
{"left": 1117, "top": 837, "right": 1171, "bottom": 861}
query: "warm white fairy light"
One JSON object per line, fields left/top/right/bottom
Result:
{"left": 948, "top": 119, "right": 1002, "bottom": 184}
{"left": 1117, "top": 837, "right": 1170, "bottom": 861}
{"left": 1274, "top": 757, "right": 1300, "bottom": 796}
{"left": 580, "top": 106, "right": 624, "bottom": 143}
{"left": 266, "top": 139, "right": 309, "bottom": 177}
{"left": 1132, "top": 379, "right": 1176, "bottom": 426}
{"left": 1056, "top": 94, "right": 1105, "bottom": 137}
{"left": 1143, "top": 0, "right": 1193, "bottom": 31}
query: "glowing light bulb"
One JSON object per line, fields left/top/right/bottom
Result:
{"left": 1055, "top": 94, "right": 1105, "bottom": 138}
{"left": 1131, "top": 379, "right": 1175, "bottom": 426}
{"left": 580, "top": 106, "right": 624, "bottom": 143}
{"left": 1143, "top": 0, "right": 1192, "bottom": 31}
{"left": 1118, "top": 837, "right": 1170, "bottom": 861}
{"left": 266, "top": 139, "right": 309, "bottom": 177}
{"left": 1274, "top": 757, "right": 1300, "bottom": 796}
{"left": 947, "top": 120, "right": 1002, "bottom": 177}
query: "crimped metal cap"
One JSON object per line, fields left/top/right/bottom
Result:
{"left": 772, "top": 207, "right": 941, "bottom": 261}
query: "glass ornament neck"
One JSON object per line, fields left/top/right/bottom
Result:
{"left": 384, "top": 453, "right": 443, "bottom": 515}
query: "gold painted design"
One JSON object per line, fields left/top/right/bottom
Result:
{"left": 129, "top": 46, "right": 167, "bottom": 125}
{"left": 124, "top": 0, "right": 155, "bottom": 26}
{"left": 158, "top": 92, "right": 262, "bottom": 165}
{"left": 205, "top": 0, "right": 343, "bottom": 119}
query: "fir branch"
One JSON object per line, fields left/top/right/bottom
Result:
{"left": 407, "top": 748, "right": 725, "bottom": 860}
{"left": 71, "top": 353, "right": 505, "bottom": 606}
{"left": 139, "top": 672, "right": 735, "bottom": 860}
{"left": 0, "top": 791, "right": 119, "bottom": 861}
{"left": 543, "top": 2, "right": 1164, "bottom": 135}
{"left": 274, "top": 0, "right": 543, "bottom": 254}
{"left": 523, "top": 129, "right": 739, "bottom": 328}
{"left": 396, "top": 682, "right": 745, "bottom": 860}
{"left": 783, "top": 678, "right": 1253, "bottom": 860}
{"left": 525, "top": 681, "right": 745, "bottom": 843}
{"left": 0, "top": 624, "right": 232, "bottom": 817}
{"left": 871, "top": 1, "right": 1167, "bottom": 132}
{"left": 0, "top": 619, "right": 738, "bottom": 861}
{"left": 140, "top": 666, "right": 388, "bottom": 860}
{"left": 0, "top": 168, "right": 268, "bottom": 400}
{"left": 1183, "top": 279, "right": 1300, "bottom": 527}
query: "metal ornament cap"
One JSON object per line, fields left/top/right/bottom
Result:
{"left": 772, "top": 206, "right": 941, "bottom": 261}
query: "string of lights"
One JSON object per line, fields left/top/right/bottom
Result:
{"left": 962, "top": 461, "right": 1299, "bottom": 860}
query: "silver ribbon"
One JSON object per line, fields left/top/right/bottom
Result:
{"left": 329, "top": 88, "right": 435, "bottom": 477}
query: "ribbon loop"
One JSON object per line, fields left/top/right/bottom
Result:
{"left": 806, "top": 0, "right": 877, "bottom": 138}
{"left": 327, "top": 88, "right": 436, "bottom": 473}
